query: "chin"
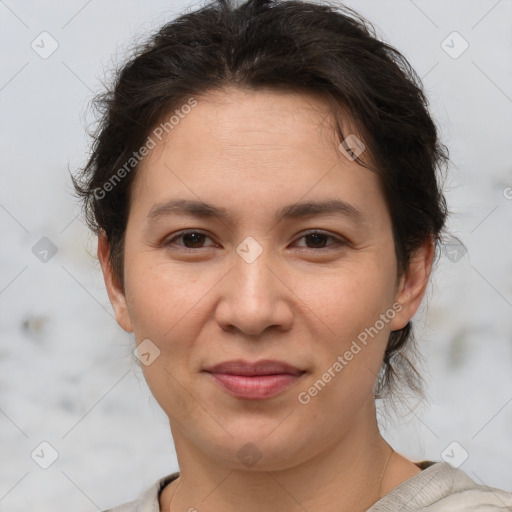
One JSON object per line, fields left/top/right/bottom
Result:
{"left": 203, "top": 430, "right": 313, "bottom": 472}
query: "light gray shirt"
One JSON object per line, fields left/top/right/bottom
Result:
{"left": 102, "top": 460, "right": 512, "bottom": 511}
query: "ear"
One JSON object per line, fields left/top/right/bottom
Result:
{"left": 97, "top": 229, "right": 134, "bottom": 333}
{"left": 390, "top": 236, "right": 435, "bottom": 331}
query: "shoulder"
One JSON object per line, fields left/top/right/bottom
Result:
{"left": 368, "top": 461, "right": 512, "bottom": 511}
{"left": 102, "top": 472, "right": 180, "bottom": 512}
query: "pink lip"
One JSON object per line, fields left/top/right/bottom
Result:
{"left": 204, "top": 359, "right": 305, "bottom": 400}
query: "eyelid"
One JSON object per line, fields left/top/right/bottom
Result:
{"left": 163, "top": 229, "right": 218, "bottom": 249}
{"left": 163, "top": 229, "right": 348, "bottom": 250}
{"left": 295, "top": 229, "right": 348, "bottom": 248}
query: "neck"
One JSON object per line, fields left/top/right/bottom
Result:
{"left": 160, "top": 400, "right": 419, "bottom": 512}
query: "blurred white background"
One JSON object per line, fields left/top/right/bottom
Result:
{"left": 1, "top": 0, "right": 511, "bottom": 510}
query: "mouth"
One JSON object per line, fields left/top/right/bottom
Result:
{"left": 203, "top": 359, "right": 306, "bottom": 400}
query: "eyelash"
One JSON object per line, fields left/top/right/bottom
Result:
{"left": 162, "top": 229, "right": 347, "bottom": 252}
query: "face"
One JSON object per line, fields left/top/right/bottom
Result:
{"left": 99, "top": 86, "right": 432, "bottom": 471}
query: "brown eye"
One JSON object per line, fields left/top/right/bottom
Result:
{"left": 294, "top": 230, "right": 346, "bottom": 250}
{"left": 162, "top": 229, "right": 346, "bottom": 252}
{"left": 164, "top": 231, "right": 216, "bottom": 250}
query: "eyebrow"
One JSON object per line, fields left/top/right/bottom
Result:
{"left": 147, "top": 198, "right": 365, "bottom": 224}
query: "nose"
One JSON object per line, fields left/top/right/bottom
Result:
{"left": 214, "top": 244, "right": 293, "bottom": 337}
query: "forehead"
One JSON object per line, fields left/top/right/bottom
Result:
{"left": 176, "top": 86, "right": 357, "bottom": 153}
{"left": 129, "top": 86, "right": 385, "bottom": 225}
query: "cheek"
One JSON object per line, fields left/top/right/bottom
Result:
{"left": 124, "top": 247, "right": 397, "bottom": 358}
{"left": 298, "top": 262, "right": 397, "bottom": 339}
{"left": 124, "top": 256, "right": 208, "bottom": 337}
{"left": 294, "top": 261, "right": 397, "bottom": 399}
{"left": 124, "top": 263, "right": 206, "bottom": 419}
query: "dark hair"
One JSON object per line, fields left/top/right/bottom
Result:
{"left": 72, "top": 0, "right": 449, "bottom": 412}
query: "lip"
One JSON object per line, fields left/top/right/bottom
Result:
{"left": 205, "top": 359, "right": 304, "bottom": 376}
{"left": 204, "top": 359, "right": 305, "bottom": 400}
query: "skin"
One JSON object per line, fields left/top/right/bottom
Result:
{"left": 98, "top": 86, "right": 433, "bottom": 512}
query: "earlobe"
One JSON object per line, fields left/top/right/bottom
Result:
{"left": 390, "top": 237, "right": 435, "bottom": 331}
{"left": 97, "top": 230, "right": 134, "bottom": 333}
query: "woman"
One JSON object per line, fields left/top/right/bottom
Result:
{"left": 72, "top": 0, "right": 512, "bottom": 510}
